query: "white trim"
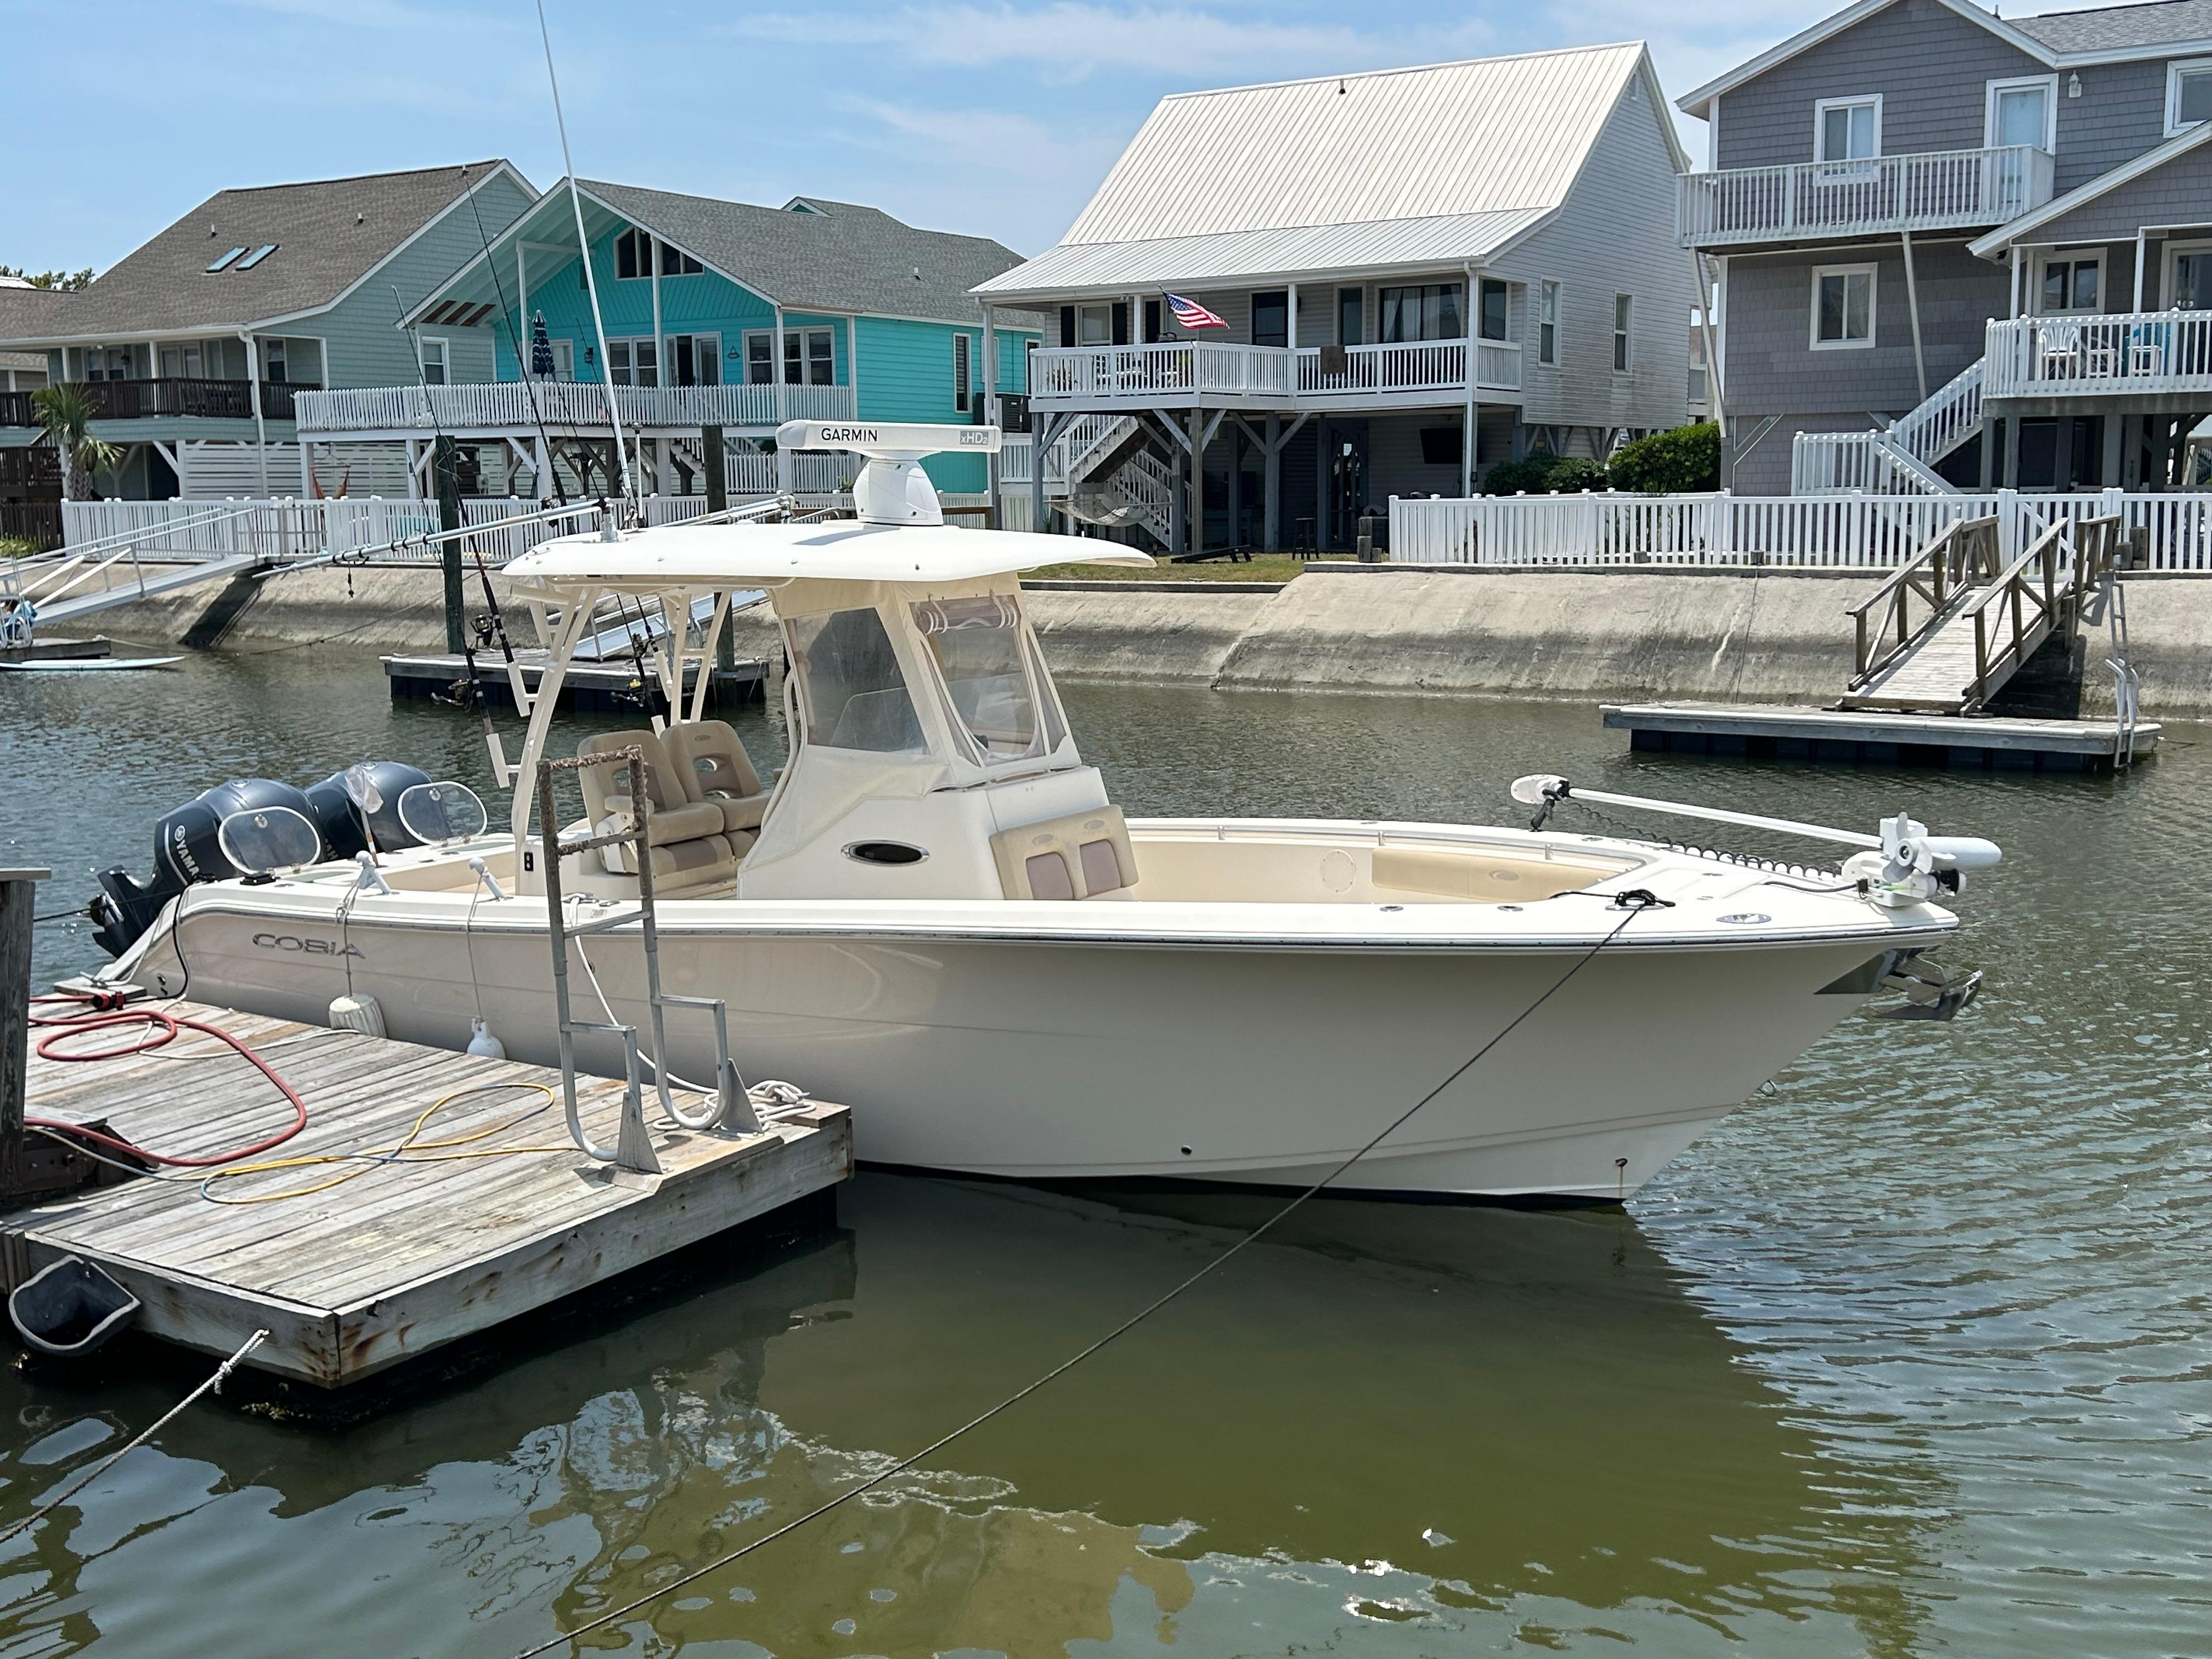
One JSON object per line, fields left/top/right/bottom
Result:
{"left": 1985, "top": 75, "right": 2058, "bottom": 153}
{"left": 1537, "top": 278, "right": 1560, "bottom": 368}
{"left": 1814, "top": 94, "right": 1883, "bottom": 161}
{"left": 1612, "top": 291, "right": 1633, "bottom": 373}
{"left": 2163, "top": 238, "right": 2212, "bottom": 308}
{"left": 2034, "top": 249, "right": 2104, "bottom": 314}
{"left": 2165, "top": 56, "right": 2212, "bottom": 137}
{"left": 1968, "top": 118, "right": 2212, "bottom": 256}
{"left": 1678, "top": 0, "right": 2055, "bottom": 119}
{"left": 414, "top": 334, "right": 449, "bottom": 386}
{"left": 1810, "top": 263, "right": 1877, "bottom": 349}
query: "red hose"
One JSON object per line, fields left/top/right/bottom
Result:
{"left": 26, "top": 994, "right": 309, "bottom": 1167}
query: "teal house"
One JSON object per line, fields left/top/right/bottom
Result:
{"left": 300, "top": 181, "right": 1043, "bottom": 499}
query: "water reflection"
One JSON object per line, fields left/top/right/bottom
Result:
{"left": 0, "top": 1176, "right": 1936, "bottom": 1656}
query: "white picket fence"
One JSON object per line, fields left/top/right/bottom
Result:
{"left": 1389, "top": 488, "right": 2212, "bottom": 571}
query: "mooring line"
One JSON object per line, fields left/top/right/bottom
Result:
{"left": 510, "top": 901, "right": 1654, "bottom": 1657}
{"left": 0, "top": 1329, "right": 269, "bottom": 1547}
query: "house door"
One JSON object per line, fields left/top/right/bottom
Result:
{"left": 1327, "top": 421, "right": 1369, "bottom": 549}
{"left": 665, "top": 334, "right": 721, "bottom": 387}
{"left": 2168, "top": 244, "right": 2212, "bottom": 309}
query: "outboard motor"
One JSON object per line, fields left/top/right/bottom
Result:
{"left": 89, "top": 760, "right": 433, "bottom": 958}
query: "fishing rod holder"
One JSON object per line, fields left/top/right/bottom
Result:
{"left": 536, "top": 750, "right": 751, "bottom": 1174}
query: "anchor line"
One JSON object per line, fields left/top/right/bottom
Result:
{"left": 508, "top": 899, "right": 1658, "bottom": 1659}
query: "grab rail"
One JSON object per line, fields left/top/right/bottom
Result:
{"left": 1847, "top": 516, "right": 1999, "bottom": 687}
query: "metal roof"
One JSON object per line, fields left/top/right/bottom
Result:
{"left": 2012, "top": 0, "right": 2212, "bottom": 51}
{"left": 509, "top": 520, "right": 1149, "bottom": 587}
{"left": 0, "top": 163, "right": 531, "bottom": 346}
{"left": 973, "top": 209, "right": 1555, "bottom": 299}
{"left": 976, "top": 43, "right": 1667, "bottom": 300}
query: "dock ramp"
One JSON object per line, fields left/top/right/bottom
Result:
{"left": 3, "top": 505, "right": 271, "bottom": 635}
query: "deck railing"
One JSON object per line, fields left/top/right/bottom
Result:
{"left": 1030, "top": 337, "right": 1520, "bottom": 406}
{"left": 294, "top": 380, "right": 855, "bottom": 435}
{"left": 1983, "top": 309, "right": 2212, "bottom": 398}
{"left": 0, "top": 379, "right": 321, "bottom": 426}
{"left": 1677, "top": 145, "right": 2053, "bottom": 248}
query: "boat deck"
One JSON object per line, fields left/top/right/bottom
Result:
{"left": 2, "top": 999, "right": 849, "bottom": 1387}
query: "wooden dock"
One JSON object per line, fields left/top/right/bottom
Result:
{"left": 1603, "top": 702, "right": 2158, "bottom": 771}
{"left": 2, "top": 1000, "right": 849, "bottom": 1388}
{"left": 382, "top": 648, "right": 766, "bottom": 713}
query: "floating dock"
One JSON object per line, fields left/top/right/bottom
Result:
{"left": 1603, "top": 702, "right": 2157, "bottom": 771}
{"left": 382, "top": 648, "right": 766, "bottom": 712}
{"left": 2, "top": 1000, "right": 849, "bottom": 1388}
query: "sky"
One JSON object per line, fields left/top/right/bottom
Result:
{"left": 0, "top": 0, "right": 2135, "bottom": 273}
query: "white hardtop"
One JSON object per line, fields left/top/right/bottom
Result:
{"left": 505, "top": 519, "right": 1151, "bottom": 590}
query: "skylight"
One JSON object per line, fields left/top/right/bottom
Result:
{"left": 234, "top": 244, "right": 279, "bottom": 270}
{"left": 206, "top": 247, "right": 247, "bottom": 272}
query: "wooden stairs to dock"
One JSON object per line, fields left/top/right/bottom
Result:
{"left": 1839, "top": 514, "right": 2125, "bottom": 715}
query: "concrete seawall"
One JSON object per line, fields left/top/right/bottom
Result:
{"left": 71, "top": 562, "right": 2212, "bottom": 715}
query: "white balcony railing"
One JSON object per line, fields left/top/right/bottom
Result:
{"left": 295, "top": 379, "right": 854, "bottom": 435}
{"left": 1984, "top": 309, "right": 2212, "bottom": 399}
{"left": 1030, "top": 337, "right": 1519, "bottom": 408}
{"left": 1677, "top": 145, "right": 2054, "bottom": 248}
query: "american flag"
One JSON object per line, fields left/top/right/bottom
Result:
{"left": 1164, "top": 292, "right": 1228, "bottom": 331}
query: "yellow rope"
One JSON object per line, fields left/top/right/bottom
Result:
{"left": 199, "top": 1081, "right": 568, "bottom": 1205}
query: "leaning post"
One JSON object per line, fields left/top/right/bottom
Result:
{"left": 435, "top": 435, "right": 464, "bottom": 653}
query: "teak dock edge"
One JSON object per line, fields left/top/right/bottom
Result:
{"left": 1, "top": 997, "right": 850, "bottom": 1390}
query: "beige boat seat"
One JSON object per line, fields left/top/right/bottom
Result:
{"left": 574, "top": 730, "right": 737, "bottom": 891}
{"left": 991, "top": 805, "right": 1138, "bottom": 901}
{"left": 664, "top": 719, "right": 772, "bottom": 838}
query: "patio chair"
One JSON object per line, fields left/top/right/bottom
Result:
{"left": 2128, "top": 320, "right": 2170, "bottom": 378}
{"left": 2035, "top": 322, "right": 2081, "bottom": 381}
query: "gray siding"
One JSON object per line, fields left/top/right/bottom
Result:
{"left": 1714, "top": 0, "right": 2041, "bottom": 170}
{"left": 1495, "top": 69, "right": 1695, "bottom": 431}
{"left": 307, "top": 170, "right": 534, "bottom": 389}
{"left": 2034, "top": 141, "right": 2212, "bottom": 248}
{"left": 1722, "top": 237, "right": 2006, "bottom": 416}
{"left": 1731, "top": 410, "right": 1883, "bottom": 494}
{"left": 2052, "top": 58, "right": 2172, "bottom": 193}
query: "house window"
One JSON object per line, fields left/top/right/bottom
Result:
{"left": 1814, "top": 95, "right": 1881, "bottom": 162}
{"left": 608, "top": 337, "right": 658, "bottom": 386}
{"left": 953, "top": 333, "right": 972, "bottom": 412}
{"left": 664, "top": 333, "right": 720, "bottom": 387}
{"left": 1613, "top": 294, "right": 1634, "bottom": 371}
{"left": 263, "top": 338, "right": 288, "bottom": 385}
{"left": 614, "top": 229, "right": 650, "bottom": 280}
{"left": 1689, "top": 333, "right": 1709, "bottom": 406}
{"left": 1077, "top": 304, "right": 1114, "bottom": 345}
{"left": 748, "top": 328, "right": 834, "bottom": 386}
{"left": 535, "top": 338, "right": 574, "bottom": 381}
{"left": 746, "top": 334, "right": 774, "bottom": 384}
{"left": 1986, "top": 75, "right": 2056, "bottom": 150}
{"left": 1811, "top": 266, "right": 1875, "bottom": 348}
{"left": 2039, "top": 255, "right": 2101, "bottom": 314}
{"left": 2168, "top": 59, "right": 2212, "bottom": 134}
{"left": 416, "top": 337, "right": 447, "bottom": 386}
{"left": 658, "top": 242, "right": 703, "bottom": 277}
{"left": 1251, "top": 290, "right": 1288, "bottom": 348}
{"left": 1338, "top": 287, "right": 1363, "bottom": 347}
{"left": 1478, "top": 279, "right": 1510, "bottom": 342}
{"left": 1538, "top": 280, "right": 1560, "bottom": 366}
{"left": 1379, "top": 284, "right": 1463, "bottom": 343}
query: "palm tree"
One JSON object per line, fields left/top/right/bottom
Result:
{"left": 31, "top": 383, "right": 120, "bottom": 501}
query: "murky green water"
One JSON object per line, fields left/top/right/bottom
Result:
{"left": 0, "top": 650, "right": 2206, "bottom": 1657}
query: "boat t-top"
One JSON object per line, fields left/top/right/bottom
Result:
{"left": 92, "top": 422, "right": 2000, "bottom": 1200}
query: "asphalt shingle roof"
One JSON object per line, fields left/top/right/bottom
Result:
{"left": 0, "top": 162, "right": 522, "bottom": 343}
{"left": 578, "top": 180, "right": 1037, "bottom": 326}
{"left": 2015, "top": 0, "right": 2212, "bottom": 52}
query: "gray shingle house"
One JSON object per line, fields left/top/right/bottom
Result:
{"left": 0, "top": 162, "right": 534, "bottom": 499}
{"left": 1682, "top": 0, "right": 2212, "bottom": 494}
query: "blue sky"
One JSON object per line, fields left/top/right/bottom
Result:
{"left": 0, "top": 0, "right": 2113, "bottom": 272}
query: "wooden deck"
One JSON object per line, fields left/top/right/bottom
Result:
{"left": 1603, "top": 701, "right": 2157, "bottom": 770}
{"left": 3, "top": 1000, "right": 849, "bottom": 1387}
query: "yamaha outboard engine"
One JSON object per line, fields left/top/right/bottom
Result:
{"left": 89, "top": 760, "right": 435, "bottom": 958}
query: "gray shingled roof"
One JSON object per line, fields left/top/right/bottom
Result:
{"left": 2015, "top": 0, "right": 2212, "bottom": 51}
{"left": 0, "top": 285, "right": 83, "bottom": 346}
{"left": 578, "top": 180, "right": 1037, "bottom": 326}
{"left": 0, "top": 162, "right": 524, "bottom": 345}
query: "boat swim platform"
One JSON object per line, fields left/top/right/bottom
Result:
{"left": 383, "top": 648, "right": 766, "bottom": 713}
{"left": 1, "top": 999, "right": 850, "bottom": 1389}
{"left": 1602, "top": 702, "right": 2157, "bottom": 772}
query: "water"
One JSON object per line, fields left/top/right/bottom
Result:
{"left": 1, "top": 651, "right": 2208, "bottom": 1657}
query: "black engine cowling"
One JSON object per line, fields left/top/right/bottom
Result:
{"left": 90, "top": 760, "right": 436, "bottom": 958}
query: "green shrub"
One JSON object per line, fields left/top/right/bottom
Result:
{"left": 1608, "top": 422, "right": 1720, "bottom": 493}
{"left": 1480, "top": 455, "right": 1609, "bottom": 495}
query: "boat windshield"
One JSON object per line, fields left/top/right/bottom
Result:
{"left": 788, "top": 607, "right": 926, "bottom": 753}
{"left": 911, "top": 596, "right": 1065, "bottom": 764}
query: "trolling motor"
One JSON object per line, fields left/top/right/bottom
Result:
{"left": 1509, "top": 775, "right": 2002, "bottom": 907}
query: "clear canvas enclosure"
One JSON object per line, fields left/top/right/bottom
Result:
{"left": 911, "top": 595, "right": 1066, "bottom": 765}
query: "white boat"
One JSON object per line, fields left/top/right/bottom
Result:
{"left": 98, "top": 424, "right": 1999, "bottom": 1201}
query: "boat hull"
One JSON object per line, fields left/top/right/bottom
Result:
{"left": 128, "top": 903, "right": 1899, "bottom": 1200}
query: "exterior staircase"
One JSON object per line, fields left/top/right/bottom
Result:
{"left": 1055, "top": 415, "right": 1173, "bottom": 544}
{"left": 1794, "top": 359, "right": 1985, "bottom": 496}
